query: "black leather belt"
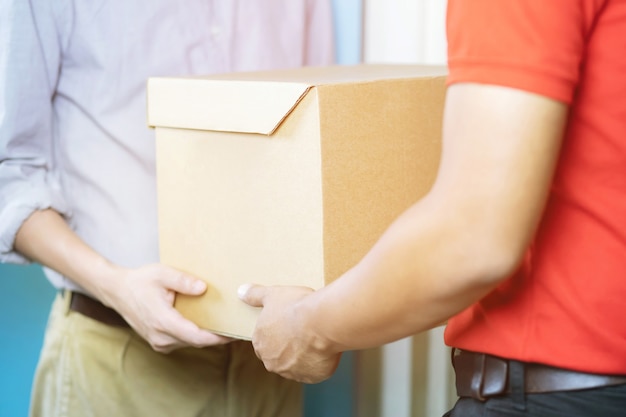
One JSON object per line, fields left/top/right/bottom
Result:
{"left": 68, "top": 291, "right": 129, "bottom": 328}
{"left": 453, "top": 349, "right": 626, "bottom": 401}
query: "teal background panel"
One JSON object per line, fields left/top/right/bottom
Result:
{"left": 0, "top": 264, "right": 56, "bottom": 417}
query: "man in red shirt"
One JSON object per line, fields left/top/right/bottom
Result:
{"left": 239, "top": 1, "right": 626, "bottom": 415}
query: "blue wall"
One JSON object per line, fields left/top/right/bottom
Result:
{"left": 0, "top": 2, "right": 362, "bottom": 416}
{"left": 332, "top": 0, "right": 362, "bottom": 65}
{"left": 0, "top": 264, "right": 55, "bottom": 417}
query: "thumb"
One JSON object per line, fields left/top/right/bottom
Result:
{"left": 238, "top": 283, "right": 267, "bottom": 307}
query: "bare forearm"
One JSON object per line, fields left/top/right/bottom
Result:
{"left": 239, "top": 193, "right": 510, "bottom": 382}
{"left": 14, "top": 209, "right": 121, "bottom": 303}
{"left": 300, "top": 198, "right": 504, "bottom": 352}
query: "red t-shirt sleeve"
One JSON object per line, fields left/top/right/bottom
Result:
{"left": 446, "top": 0, "right": 598, "bottom": 104}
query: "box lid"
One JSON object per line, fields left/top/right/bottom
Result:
{"left": 147, "top": 64, "right": 447, "bottom": 135}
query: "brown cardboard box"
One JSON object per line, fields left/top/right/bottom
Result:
{"left": 147, "top": 64, "right": 447, "bottom": 339}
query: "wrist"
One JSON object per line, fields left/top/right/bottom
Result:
{"left": 295, "top": 294, "right": 340, "bottom": 356}
{"left": 87, "top": 257, "right": 126, "bottom": 308}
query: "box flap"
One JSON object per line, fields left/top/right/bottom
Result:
{"left": 147, "top": 65, "right": 448, "bottom": 134}
{"left": 147, "top": 77, "right": 311, "bottom": 134}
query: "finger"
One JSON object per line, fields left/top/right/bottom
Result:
{"left": 159, "top": 268, "right": 207, "bottom": 296}
{"left": 148, "top": 333, "right": 182, "bottom": 354}
{"left": 162, "top": 308, "right": 233, "bottom": 347}
{"left": 237, "top": 283, "right": 267, "bottom": 307}
{"left": 152, "top": 330, "right": 231, "bottom": 353}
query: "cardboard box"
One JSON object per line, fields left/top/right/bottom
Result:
{"left": 147, "top": 65, "right": 447, "bottom": 339}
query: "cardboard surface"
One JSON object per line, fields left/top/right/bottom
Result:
{"left": 148, "top": 64, "right": 447, "bottom": 339}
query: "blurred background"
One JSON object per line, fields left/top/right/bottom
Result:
{"left": 0, "top": 1, "right": 451, "bottom": 416}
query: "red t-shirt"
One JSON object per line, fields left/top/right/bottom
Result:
{"left": 444, "top": 0, "right": 626, "bottom": 375}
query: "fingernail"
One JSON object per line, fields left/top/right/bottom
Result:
{"left": 193, "top": 280, "right": 206, "bottom": 292}
{"left": 237, "top": 284, "right": 251, "bottom": 299}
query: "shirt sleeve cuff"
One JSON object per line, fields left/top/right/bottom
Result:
{"left": 0, "top": 187, "right": 70, "bottom": 264}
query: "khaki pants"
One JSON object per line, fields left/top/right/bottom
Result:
{"left": 30, "top": 293, "right": 301, "bottom": 417}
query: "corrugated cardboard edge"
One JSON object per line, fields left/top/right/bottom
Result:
{"left": 147, "top": 77, "right": 311, "bottom": 135}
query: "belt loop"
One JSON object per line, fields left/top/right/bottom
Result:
{"left": 509, "top": 360, "right": 526, "bottom": 411}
